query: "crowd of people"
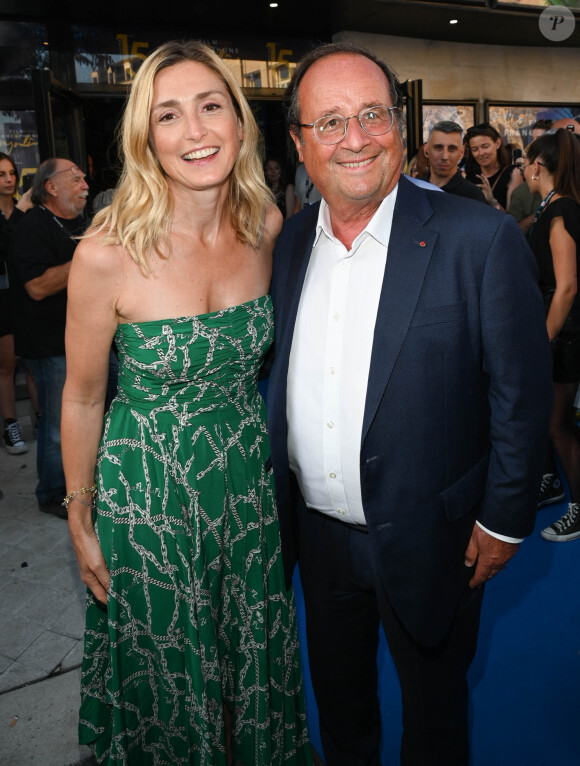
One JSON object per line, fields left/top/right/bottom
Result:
{"left": 407, "top": 116, "right": 580, "bottom": 543}
{"left": 0, "top": 38, "right": 579, "bottom": 766}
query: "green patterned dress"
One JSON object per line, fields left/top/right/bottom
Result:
{"left": 79, "top": 295, "right": 312, "bottom": 766}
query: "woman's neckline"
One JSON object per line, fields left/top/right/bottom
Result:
{"left": 481, "top": 164, "right": 502, "bottom": 179}
{"left": 0, "top": 197, "right": 15, "bottom": 220}
{"left": 117, "top": 294, "right": 269, "bottom": 327}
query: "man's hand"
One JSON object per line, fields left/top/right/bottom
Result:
{"left": 464, "top": 524, "right": 519, "bottom": 588}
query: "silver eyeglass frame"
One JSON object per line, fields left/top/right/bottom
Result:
{"left": 296, "top": 105, "right": 399, "bottom": 145}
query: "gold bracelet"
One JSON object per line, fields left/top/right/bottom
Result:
{"left": 63, "top": 484, "right": 97, "bottom": 511}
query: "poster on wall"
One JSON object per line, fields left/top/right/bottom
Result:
{"left": 0, "top": 110, "right": 40, "bottom": 194}
{"left": 487, "top": 104, "right": 580, "bottom": 147}
{"left": 422, "top": 103, "right": 477, "bottom": 143}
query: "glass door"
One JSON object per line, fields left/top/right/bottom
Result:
{"left": 31, "top": 67, "right": 86, "bottom": 167}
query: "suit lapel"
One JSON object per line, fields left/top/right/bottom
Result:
{"left": 275, "top": 210, "right": 318, "bottom": 367}
{"left": 362, "top": 177, "right": 438, "bottom": 442}
{"left": 268, "top": 207, "right": 318, "bottom": 471}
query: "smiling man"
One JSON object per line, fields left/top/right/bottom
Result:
{"left": 267, "top": 42, "right": 552, "bottom": 765}
{"left": 9, "top": 158, "right": 88, "bottom": 519}
{"left": 425, "top": 120, "right": 486, "bottom": 203}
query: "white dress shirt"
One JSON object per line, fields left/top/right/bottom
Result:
{"left": 287, "top": 190, "right": 397, "bottom": 526}
{"left": 286, "top": 183, "right": 520, "bottom": 543}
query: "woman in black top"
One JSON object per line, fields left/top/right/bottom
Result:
{"left": 525, "top": 129, "right": 580, "bottom": 542}
{"left": 264, "top": 157, "right": 295, "bottom": 219}
{"left": 0, "top": 152, "right": 34, "bottom": 454}
{"left": 464, "top": 124, "right": 522, "bottom": 211}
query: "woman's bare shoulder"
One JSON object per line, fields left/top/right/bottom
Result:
{"left": 73, "top": 231, "right": 129, "bottom": 277}
{"left": 263, "top": 202, "right": 284, "bottom": 241}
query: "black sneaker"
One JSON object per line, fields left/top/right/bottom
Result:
{"left": 3, "top": 419, "right": 28, "bottom": 455}
{"left": 541, "top": 503, "right": 580, "bottom": 542}
{"left": 38, "top": 498, "right": 68, "bottom": 520}
{"left": 537, "top": 473, "right": 565, "bottom": 508}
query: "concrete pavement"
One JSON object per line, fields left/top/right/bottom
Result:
{"left": 0, "top": 388, "right": 95, "bottom": 766}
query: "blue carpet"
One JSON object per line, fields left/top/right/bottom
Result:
{"left": 261, "top": 379, "right": 579, "bottom": 764}
{"left": 293, "top": 497, "right": 580, "bottom": 765}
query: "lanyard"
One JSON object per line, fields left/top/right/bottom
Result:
{"left": 529, "top": 189, "right": 556, "bottom": 235}
{"left": 39, "top": 205, "right": 78, "bottom": 242}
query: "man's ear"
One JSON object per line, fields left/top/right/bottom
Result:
{"left": 289, "top": 128, "right": 304, "bottom": 163}
{"left": 424, "top": 144, "right": 430, "bottom": 159}
{"left": 45, "top": 180, "right": 57, "bottom": 198}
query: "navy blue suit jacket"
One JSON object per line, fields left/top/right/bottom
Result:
{"left": 267, "top": 174, "right": 552, "bottom": 645}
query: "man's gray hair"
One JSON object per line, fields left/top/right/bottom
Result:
{"left": 428, "top": 121, "right": 464, "bottom": 139}
{"left": 31, "top": 158, "right": 59, "bottom": 206}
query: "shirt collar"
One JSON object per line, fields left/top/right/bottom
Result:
{"left": 314, "top": 182, "right": 399, "bottom": 250}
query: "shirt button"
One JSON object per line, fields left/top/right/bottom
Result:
{"left": 330, "top": 366, "right": 336, "bottom": 375}
{"left": 329, "top": 471, "right": 336, "bottom": 479}
{"left": 337, "top": 507, "right": 346, "bottom": 515}
{"left": 327, "top": 420, "right": 335, "bottom": 429}
{"left": 333, "top": 312, "right": 341, "bottom": 322}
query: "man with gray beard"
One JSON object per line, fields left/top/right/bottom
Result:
{"left": 9, "top": 158, "right": 88, "bottom": 518}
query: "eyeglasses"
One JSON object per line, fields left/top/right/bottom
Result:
{"left": 296, "top": 105, "right": 399, "bottom": 145}
{"left": 518, "top": 159, "right": 545, "bottom": 176}
{"left": 49, "top": 166, "right": 85, "bottom": 182}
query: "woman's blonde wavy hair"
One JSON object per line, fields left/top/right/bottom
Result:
{"left": 91, "top": 39, "right": 272, "bottom": 272}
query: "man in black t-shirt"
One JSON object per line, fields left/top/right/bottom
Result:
{"left": 9, "top": 158, "right": 88, "bottom": 518}
{"left": 425, "top": 121, "right": 487, "bottom": 204}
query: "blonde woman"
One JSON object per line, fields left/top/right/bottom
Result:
{"left": 61, "top": 40, "right": 311, "bottom": 766}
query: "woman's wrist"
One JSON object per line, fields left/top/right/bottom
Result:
{"left": 63, "top": 483, "right": 97, "bottom": 511}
